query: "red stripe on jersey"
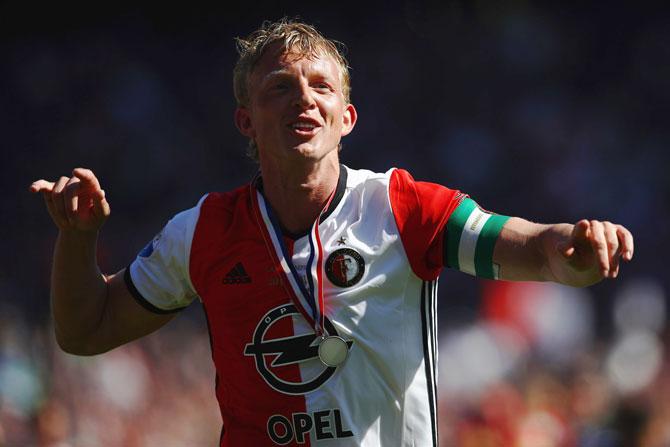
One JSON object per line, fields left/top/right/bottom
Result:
{"left": 389, "top": 169, "right": 464, "bottom": 280}
{"left": 190, "top": 189, "right": 309, "bottom": 446}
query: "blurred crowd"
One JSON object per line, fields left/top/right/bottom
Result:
{"left": 0, "top": 307, "right": 221, "bottom": 446}
{"left": 438, "top": 278, "right": 670, "bottom": 447}
{"left": 2, "top": 2, "right": 669, "bottom": 446}
{"left": 1, "top": 277, "right": 669, "bottom": 446}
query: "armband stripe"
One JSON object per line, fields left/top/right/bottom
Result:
{"left": 458, "top": 206, "right": 492, "bottom": 276}
{"left": 473, "top": 214, "right": 510, "bottom": 279}
{"left": 446, "top": 198, "right": 511, "bottom": 279}
{"left": 446, "top": 198, "right": 476, "bottom": 270}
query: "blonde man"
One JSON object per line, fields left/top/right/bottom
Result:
{"left": 31, "top": 18, "right": 633, "bottom": 446}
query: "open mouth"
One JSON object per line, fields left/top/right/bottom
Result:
{"left": 287, "top": 118, "right": 321, "bottom": 136}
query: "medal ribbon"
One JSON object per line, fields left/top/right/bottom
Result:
{"left": 250, "top": 177, "right": 335, "bottom": 336}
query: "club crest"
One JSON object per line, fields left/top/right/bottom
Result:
{"left": 325, "top": 248, "right": 365, "bottom": 287}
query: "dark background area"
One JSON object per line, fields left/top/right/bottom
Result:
{"left": 1, "top": 2, "right": 669, "bottom": 445}
{"left": 3, "top": 1, "right": 668, "bottom": 331}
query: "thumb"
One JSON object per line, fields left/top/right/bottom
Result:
{"left": 556, "top": 240, "right": 575, "bottom": 259}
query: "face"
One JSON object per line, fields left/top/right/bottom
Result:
{"left": 235, "top": 45, "right": 357, "bottom": 164}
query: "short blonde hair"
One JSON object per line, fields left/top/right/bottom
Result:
{"left": 233, "top": 18, "right": 351, "bottom": 107}
{"left": 233, "top": 19, "right": 351, "bottom": 161}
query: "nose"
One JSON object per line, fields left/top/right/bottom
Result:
{"left": 293, "top": 81, "right": 316, "bottom": 109}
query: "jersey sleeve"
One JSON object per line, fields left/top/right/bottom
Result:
{"left": 389, "top": 169, "right": 510, "bottom": 281}
{"left": 389, "top": 169, "right": 465, "bottom": 280}
{"left": 125, "top": 196, "right": 206, "bottom": 313}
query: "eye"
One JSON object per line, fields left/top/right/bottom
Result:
{"left": 313, "top": 82, "right": 333, "bottom": 92}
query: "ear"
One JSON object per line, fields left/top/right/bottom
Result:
{"left": 340, "top": 103, "right": 357, "bottom": 137}
{"left": 234, "top": 107, "right": 256, "bottom": 139}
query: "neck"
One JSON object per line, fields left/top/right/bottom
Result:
{"left": 259, "top": 155, "right": 340, "bottom": 235}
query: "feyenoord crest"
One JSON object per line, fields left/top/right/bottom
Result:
{"left": 325, "top": 248, "right": 365, "bottom": 287}
{"left": 244, "top": 304, "right": 354, "bottom": 395}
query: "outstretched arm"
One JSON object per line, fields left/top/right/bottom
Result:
{"left": 30, "top": 168, "right": 175, "bottom": 355}
{"left": 492, "top": 217, "right": 634, "bottom": 286}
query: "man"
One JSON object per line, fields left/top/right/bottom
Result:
{"left": 31, "top": 19, "right": 634, "bottom": 447}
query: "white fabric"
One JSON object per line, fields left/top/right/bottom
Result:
{"left": 129, "top": 195, "right": 205, "bottom": 310}
{"left": 457, "top": 206, "right": 492, "bottom": 276}
{"left": 129, "top": 168, "right": 440, "bottom": 446}
{"left": 286, "top": 167, "right": 437, "bottom": 446}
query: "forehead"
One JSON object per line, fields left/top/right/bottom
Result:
{"left": 250, "top": 43, "right": 342, "bottom": 84}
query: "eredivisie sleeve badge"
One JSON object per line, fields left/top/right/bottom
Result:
{"left": 325, "top": 248, "right": 365, "bottom": 287}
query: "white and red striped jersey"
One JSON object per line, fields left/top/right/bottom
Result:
{"left": 126, "top": 165, "right": 509, "bottom": 446}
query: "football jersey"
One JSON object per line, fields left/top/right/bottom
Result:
{"left": 126, "top": 165, "right": 509, "bottom": 446}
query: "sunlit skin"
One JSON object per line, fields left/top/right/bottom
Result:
{"left": 234, "top": 44, "right": 357, "bottom": 234}
{"left": 25, "top": 33, "right": 635, "bottom": 358}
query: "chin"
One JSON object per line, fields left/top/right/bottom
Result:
{"left": 292, "top": 142, "right": 338, "bottom": 160}
{"left": 289, "top": 143, "right": 320, "bottom": 158}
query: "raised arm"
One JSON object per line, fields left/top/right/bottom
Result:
{"left": 30, "top": 168, "right": 176, "bottom": 355}
{"left": 492, "top": 217, "right": 634, "bottom": 286}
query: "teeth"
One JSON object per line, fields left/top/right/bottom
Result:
{"left": 292, "top": 122, "right": 316, "bottom": 130}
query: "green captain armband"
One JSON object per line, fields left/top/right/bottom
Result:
{"left": 445, "top": 198, "right": 510, "bottom": 280}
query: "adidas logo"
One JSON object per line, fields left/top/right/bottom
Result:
{"left": 223, "top": 262, "right": 252, "bottom": 284}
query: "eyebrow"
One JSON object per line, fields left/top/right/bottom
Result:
{"left": 265, "top": 69, "right": 291, "bottom": 79}
{"left": 258, "top": 70, "right": 291, "bottom": 86}
{"left": 262, "top": 68, "right": 336, "bottom": 84}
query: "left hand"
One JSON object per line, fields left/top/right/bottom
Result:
{"left": 557, "top": 219, "right": 634, "bottom": 280}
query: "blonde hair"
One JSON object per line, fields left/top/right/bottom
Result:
{"left": 233, "top": 18, "right": 352, "bottom": 160}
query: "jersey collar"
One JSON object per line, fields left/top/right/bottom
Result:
{"left": 253, "top": 164, "right": 348, "bottom": 240}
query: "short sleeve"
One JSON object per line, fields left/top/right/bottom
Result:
{"left": 125, "top": 196, "right": 206, "bottom": 313}
{"left": 389, "top": 169, "right": 465, "bottom": 280}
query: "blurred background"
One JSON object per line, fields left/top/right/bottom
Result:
{"left": 2, "top": 1, "right": 669, "bottom": 446}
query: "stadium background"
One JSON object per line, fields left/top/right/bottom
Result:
{"left": 2, "top": 2, "right": 669, "bottom": 446}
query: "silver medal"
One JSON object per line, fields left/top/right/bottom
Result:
{"left": 318, "top": 336, "right": 348, "bottom": 367}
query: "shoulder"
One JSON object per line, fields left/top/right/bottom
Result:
{"left": 199, "top": 184, "right": 250, "bottom": 215}
{"left": 159, "top": 184, "right": 251, "bottom": 245}
{"left": 181, "top": 184, "right": 248, "bottom": 227}
{"left": 343, "top": 165, "right": 435, "bottom": 190}
{"left": 342, "top": 165, "right": 398, "bottom": 195}
{"left": 343, "top": 165, "right": 455, "bottom": 210}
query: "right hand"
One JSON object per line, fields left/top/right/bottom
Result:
{"left": 30, "top": 168, "right": 111, "bottom": 232}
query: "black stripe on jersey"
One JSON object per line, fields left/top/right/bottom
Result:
{"left": 430, "top": 281, "right": 439, "bottom": 431}
{"left": 123, "top": 266, "right": 187, "bottom": 314}
{"left": 319, "top": 164, "right": 348, "bottom": 222}
{"left": 421, "top": 280, "right": 438, "bottom": 447}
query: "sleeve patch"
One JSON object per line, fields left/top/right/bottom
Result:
{"left": 128, "top": 199, "right": 204, "bottom": 311}
{"left": 138, "top": 230, "right": 163, "bottom": 258}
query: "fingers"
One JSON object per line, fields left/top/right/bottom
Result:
{"left": 588, "top": 220, "right": 610, "bottom": 277}
{"left": 91, "top": 189, "right": 111, "bottom": 219}
{"left": 63, "top": 177, "right": 82, "bottom": 224}
{"left": 30, "top": 168, "right": 110, "bottom": 231}
{"left": 617, "top": 225, "right": 634, "bottom": 261}
{"left": 602, "top": 221, "right": 621, "bottom": 278}
{"left": 29, "top": 179, "right": 55, "bottom": 193}
{"left": 573, "top": 219, "right": 590, "bottom": 238}
{"left": 73, "top": 168, "right": 110, "bottom": 219}
{"left": 576, "top": 219, "right": 634, "bottom": 280}
{"left": 558, "top": 220, "right": 588, "bottom": 259}
{"left": 72, "top": 168, "right": 104, "bottom": 200}
{"left": 51, "top": 176, "right": 72, "bottom": 226}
